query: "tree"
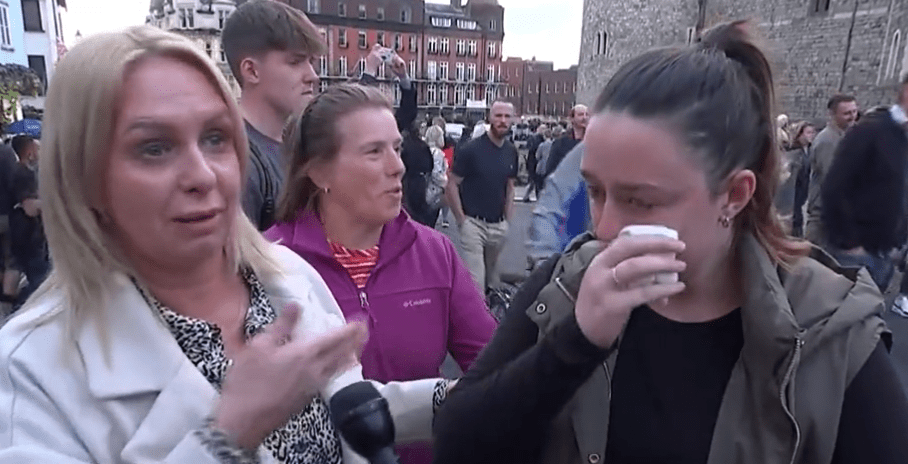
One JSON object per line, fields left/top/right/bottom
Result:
{"left": 0, "top": 64, "right": 42, "bottom": 126}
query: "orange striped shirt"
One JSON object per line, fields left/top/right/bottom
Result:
{"left": 329, "top": 241, "right": 380, "bottom": 289}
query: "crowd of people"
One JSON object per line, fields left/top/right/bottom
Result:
{"left": 0, "top": 1, "right": 907, "bottom": 463}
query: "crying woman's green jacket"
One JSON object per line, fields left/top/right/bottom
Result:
{"left": 527, "top": 232, "right": 889, "bottom": 464}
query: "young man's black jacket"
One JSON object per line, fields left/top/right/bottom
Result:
{"left": 821, "top": 106, "right": 908, "bottom": 254}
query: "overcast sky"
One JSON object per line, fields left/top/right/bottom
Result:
{"left": 63, "top": 0, "right": 583, "bottom": 69}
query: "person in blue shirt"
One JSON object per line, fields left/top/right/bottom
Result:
{"left": 527, "top": 143, "right": 590, "bottom": 269}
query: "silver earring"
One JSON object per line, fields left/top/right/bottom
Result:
{"left": 719, "top": 215, "right": 731, "bottom": 228}
{"left": 323, "top": 187, "right": 329, "bottom": 194}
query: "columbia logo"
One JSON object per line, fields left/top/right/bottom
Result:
{"left": 404, "top": 298, "right": 432, "bottom": 308}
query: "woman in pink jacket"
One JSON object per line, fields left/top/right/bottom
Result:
{"left": 264, "top": 83, "right": 496, "bottom": 464}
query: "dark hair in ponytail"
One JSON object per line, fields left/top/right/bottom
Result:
{"left": 593, "top": 20, "right": 808, "bottom": 266}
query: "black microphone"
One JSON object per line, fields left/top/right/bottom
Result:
{"left": 329, "top": 381, "right": 400, "bottom": 464}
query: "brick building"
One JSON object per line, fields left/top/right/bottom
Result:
{"left": 420, "top": 0, "right": 506, "bottom": 121}
{"left": 149, "top": 0, "right": 508, "bottom": 121}
{"left": 281, "top": 0, "right": 425, "bottom": 107}
{"left": 501, "top": 57, "right": 578, "bottom": 118}
{"left": 578, "top": 0, "right": 908, "bottom": 122}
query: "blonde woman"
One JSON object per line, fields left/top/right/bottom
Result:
{"left": 0, "top": 27, "right": 443, "bottom": 464}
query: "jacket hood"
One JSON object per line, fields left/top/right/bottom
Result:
{"left": 264, "top": 209, "right": 419, "bottom": 266}
{"left": 743, "top": 233, "right": 889, "bottom": 376}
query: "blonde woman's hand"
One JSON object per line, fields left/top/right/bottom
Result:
{"left": 214, "top": 304, "right": 368, "bottom": 449}
{"left": 574, "top": 236, "right": 687, "bottom": 349}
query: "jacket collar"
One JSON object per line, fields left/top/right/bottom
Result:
{"left": 736, "top": 234, "right": 802, "bottom": 377}
{"left": 279, "top": 209, "right": 418, "bottom": 266}
{"left": 75, "top": 273, "right": 190, "bottom": 399}
{"left": 74, "top": 246, "right": 322, "bottom": 400}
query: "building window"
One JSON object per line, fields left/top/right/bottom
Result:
{"left": 431, "top": 17, "right": 452, "bottom": 28}
{"left": 358, "top": 30, "right": 368, "bottom": 49}
{"left": 488, "top": 42, "right": 496, "bottom": 58}
{"left": 456, "top": 62, "right": 465, "bottom": 81}
{"left": 339, "top": 28, "right": 348, "bottom": 47}
{"left": 401, "top": 7, "right": 411, "bottom": 23}
{"left": 457, "top": 19, "right": 477, "bottom": 30}
{"left": 409, "top": 35, "right": 417, "bottom": 52}
{"left": 545, "top": 83, "right": 550, "bottom": 93}
{"left": 359, "top": 4, "right": 366, "bottom": 19}
{"left": 427, "top": 61, "right": 437, "bottom": 79}
{"left": 456, "top": 40, "right": 466, "bottom": 56}
{"left": 686, "top": 27, "right": 696, "bottom": 45}
{"left": 338, "top": 2, "right": 346, "bottom": 16}
{"left": 177, "top": 8, "right": 195, "bottom": 29}
{"left": 307, "top": 0, "right": 319, "bottom": 14}
{"left": 467, "top": 63, "right": 476, "bottom": 81}
{"left": 218, "top": 10, "right": 229, "bottom": 29}
{"left": 320, "top": 81, "right": 329, "bottom": 92}
{"left": 811, "top": 0, "right": 832, "bottom": 14}
{"left": 205, "top": 42, "right": 212, "bottom": 57}
{"left": 440, "top": 83, "right": 449, "bottom": 104}
{"left": 338, "top": 56, "right": 348, "bottom": 76}
{"left": 22, "top": 0, "right": 42, "bottom": 32}
{"left": 0, "top": 4, "right": 11, "bottom": 48}
{"left": 455, "top": 85, "right": 466, "bottom": 105}
{"left": 359, "top": 58, "right": 366, "bottom": 75}
{"left": 427, "top": 84, "right": 437, "bottom": 105}
{"left": 408, "top": 60, "right": 417, "bottom": 78}
{"left": 440, "top": 38, "right": 449, "bottom": 54}
{"left": 467, "top": 84, "right": 475, "bottom": 101}
{"left": 489, "top": 20, "right": 497, "bottom": 31}
{"left": 394, "top": 34, "right": 402, "bottom": 51}
{"left": 485, "top": 85, "right": 496, "bottom": 104}
{"left": 439, "top": 62, "right": 448, "bottom": 80}
{"left": 27, "top": 55, "right": 46, "bottom": 92}
{"left": 377, "top": 7, "right": 384, "bottom": 21}
{"left": 468, "top": 40, "right": 477, "bottom": 56}
{"left": 887, "top": 30, "right": 902, "bottom": 79}
{"left": 377, "top": 32, "right": 384, "bottom": 46}
{"left": 428, "top": 37, "right": 438, "bottom": 54}
{"left": 220, "top": 47, "right": 226, "bottom": 62}
{"left": 378, "top": 63, "right": 386, "bottom": 79}
{"left": 487, "top": 65, "right": 495, "bottom": 82}
{"left": 319, "top": 55, "right": 328, "bottom": 76}
{"left": 596, "top": 31, "right": 608, "bottom": 56}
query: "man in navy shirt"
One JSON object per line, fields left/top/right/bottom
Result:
{"left": 447, "top": 101, "right": 518, "bottom": 292}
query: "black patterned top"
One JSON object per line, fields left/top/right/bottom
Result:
{"left": 138, "top": 269, "right": 342, "bottom": 464}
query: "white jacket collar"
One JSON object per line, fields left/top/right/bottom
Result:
{"left": 74, "top": 244, "right": 332, "bottom": 400}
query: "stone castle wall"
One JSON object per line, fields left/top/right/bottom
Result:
{"left": 578, "top": 0, "right": 908, "bottom": 122}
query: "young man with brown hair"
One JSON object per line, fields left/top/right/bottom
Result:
{"left": 223, "top": 1, "right": 416, "bottom": 230}
{"left": 222, "top": 0, "right": 325, "bottom": 230}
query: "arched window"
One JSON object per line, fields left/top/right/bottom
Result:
{"left": 887, "top": 30, "right": 902, "bottom": 80}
